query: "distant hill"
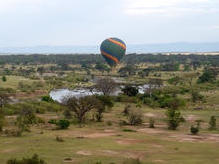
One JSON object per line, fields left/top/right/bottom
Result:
{"left": 0, "top": 42, "right": 219, "bottom": 54}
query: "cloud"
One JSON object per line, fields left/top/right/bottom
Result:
{"left": 124, "top": 0, "right": 219, "bottom": 16}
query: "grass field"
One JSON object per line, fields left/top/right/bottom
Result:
{"left": 0, "top": 76, "right": 36, "bottom": 89}
{"left": 1, "top": 103, "right": 219, "bottom": 164}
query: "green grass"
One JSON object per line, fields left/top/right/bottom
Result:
{"left": 1, "top": 103, "right": 219, "bottom": 164}
{"left": 0, "top": 76, "right": 36, "bottom": 89}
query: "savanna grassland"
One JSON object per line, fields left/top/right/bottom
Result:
{"left": 0, "top": 54, "right": 219, "bottom": 164}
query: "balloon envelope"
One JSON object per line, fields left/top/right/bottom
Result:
{"left": 100, "top": 38, "right": 126, "bottom": 67}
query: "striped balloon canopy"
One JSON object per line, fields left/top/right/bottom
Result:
{"left": 100, "top": 38, "right": 126, "bottom": 67}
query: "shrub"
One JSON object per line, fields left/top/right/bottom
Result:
{"left": 115, "top": 95, "right": 137, "bottom": 103}
{"left": 56, "top": 136, "right": 64, "bottom": 142}
{"left": 190, "top": 125, "right": 199, "bottom": 135}
{"left": 95, "top": 95, "right": 114, "bottom": 110}
{"left": 2, "top": 76, "right": 7, "bottom": 82}
{"left": 122, "top": 85, "right": 139, "bottom": 97}
{"left": 149, "top": 118, "right": 155, "bottom": 128}
{"left": 122, "top": 129, "right": 136, "bottom": 132}
{"left": 56, "top": 119, "right": 70, "bottom": 129}
{"left": 127, "top": 109, "right": 143, "bottom": 126}
{"left": 48, "top": 119, "right": 57, "bottom": 124}
{"left": 106, "top": 120, "right": 112, "bottom": 126}
{"left": 41, "top": 96, "right": 54, "bottom": 102}
{"left": 166, "top": 108, "right": 184, "bottom": 130}
{"left": 209, "top": 116, "right": 217, "bottom": 130}
{"left": 191, "top": 91, "right": 204, "bottom": 102}
{"left": 7, "top": 154, "right": 46, "bottom": 164}
{"left": 197, "top": 68, "right": 217, "bottom": 83}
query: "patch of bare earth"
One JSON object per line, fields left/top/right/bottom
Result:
{"left": 1, "top": 148, "right": 17, "bottom": 153}
{"left": 144, "top": 113, "right": 156, "bottom": 117}
{"left": 99, "top": 150, "right": 146, "bottom": 160}
{"left": 116, "top": 139, "right": 144, "bottom": 145}
{"left": 100, "top": 150, "right": 118, "bottom": 155}
{"left": 138, "top": 128, "right": 167, "bottom": 134}
{"left": 76, "top": 150, "right": 92, "bottom": 156}
{"left": 170, "top": 133, "right": 219, "bottom": 143}
{"left": 84, "top": 132, "right": 117, "bottom": 138}
{"left": 138, "top": 127, "right": 219, "bottom": 143}
{"left": 186, "top": 115, "right": 199, "bottom": 122}
{"left": 121, "top": 151, "right": 146, "bottom": 160}
{"left": 153, "top": 159, "right": 165, "bottom": 163}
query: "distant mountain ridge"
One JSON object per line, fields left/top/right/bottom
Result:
{"left": 0, "top": 42, "right": 219, "bottom": 54}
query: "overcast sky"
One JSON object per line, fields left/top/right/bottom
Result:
{"left": 0, "top": 0, "right": 219, "bottom": 47}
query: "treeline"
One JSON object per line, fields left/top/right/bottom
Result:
{"left": 0, "top": 54, "right": 219, "bottom": 66}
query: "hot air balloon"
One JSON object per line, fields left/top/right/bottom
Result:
{"left": 100, "top": 38, "right": 126, "bottom": 67}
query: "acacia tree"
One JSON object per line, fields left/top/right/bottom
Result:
{"left": 95, "top": 78, "right": 117, "bottom": 95}
{"left": 65, "top": 96, "right": 103, "bottom": 125}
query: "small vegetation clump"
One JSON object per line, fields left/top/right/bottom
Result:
{"left": 122, "top": 85, "right": 139, "bottom": 97}
{"left": 56, "top": 119, "right": 70, "bottom": 129}
{"left": 127, "top": 108, "right": 143, "bottom": 126}
{"left": 149, "top": 118, "right": 155, "bottom": 128}
{"left": 209, "top": 116, "right": 217, "bottom": 130}
{"left": 166, "top": 108, "right": 184, "bottom": 130}
{"left": 7, "top": 154, "right": 46, "bottom": 164}
{"left": 190, "top": 125, "right": 199, "bottom": 135}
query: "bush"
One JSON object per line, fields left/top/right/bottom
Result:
{"left": 122, "top": 129, "right": 137, "bottom": 132}
{"left": 197, "top": 68, "right": 217, "bottom": 83}
{"left": 115, "top": 95, "right": 137, "bottom": 103}
{"left": 41, "top": 96, "right": 54, "bottom": 102}
{"left": 48, "top": 119, "right": 57, "bottom": 124}
{"left": 122, "top": 85, "right": 139, "bottom": 97}
{"left": 7, "top": 154, "right": 46, "bottom": 164}
{"left": 95, "top": 95, "right": 114, "bottom": 110}
{"left": 149, "top": 118, "right": 155, "bottom": 128}
{"left": 190, "top": 125, "right": 199, "bottom": 135}
{"left": 106, "top": 120, "right": 112, "bottom": 126}
{"left": 56, "top": 119, "right": 70, "bottom": 129}
{"left": 191, "top": 91, "right": 204, "bottom": 102}
{"left": 166, "top": 108, "right": 184, "bottom": 130}
{"left": 56, "top": 136, "right": 64, "bottom": 142}
{"left": 2, "top": 76, "right": 7, "bottom": 82}
{"left": 209, "top": 116, "right": 217, "bottom": 130}
{"left": 127, "top": 109, "right": 143, "bottom": 126}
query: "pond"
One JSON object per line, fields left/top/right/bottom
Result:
{"left": 50, "top": 84, "right": 149, "bottom": 103}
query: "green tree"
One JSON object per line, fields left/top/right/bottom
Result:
{"left": 2, "top": 76, "right": 7, "bottom": 82}
{"left": 16, "top": 107, "right": 37, "bottom": 134}
{"left": 95, "top": 62, "right": 110, "bottom": 74}
{"left": 166, "top": 108, "right": 184, "bottom": 130}
{"left": 198, "top": 68, "right": 217, "bottom": 83}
